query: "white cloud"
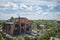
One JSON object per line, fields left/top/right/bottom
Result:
{"left": 20, "top": 3, "right": 33, "bottom": 11}
{"left": 0, "top": 0, "right": 60, "bottom": 20}
{"left": 0, "top": 0, "right": 59, "bottom": 11}
{"left": 36, "top": 7, "right": 42, "bottom": 11}
{"left": 0, "top": 12, "right": 18, "bottom": 20}
{"left": 20, "top": 3, "right": 28, "bottom": 9}
{"left": 2, "top": 2, "right": 18, "bottom": 10}
{"left": 47, "top": 2, "right": 57, "bottom": 10}
{"left": 20, "top": 1, "right": 59, "bottom": 11}
{"left": 0, "top": 11, "right": 60, "bottom": 20}
{"left": 26, "top": 6, "right": 33, "bottom": 11}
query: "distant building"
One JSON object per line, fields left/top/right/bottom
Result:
{"left": 2, "top": 17, "right": 32, "bottom": 36}
{"left": 39, "top": 24, "right": 45, "bottom": 28}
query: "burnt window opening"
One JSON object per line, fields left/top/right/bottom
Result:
{"left": 14, "top": 28, "right": 20, "bottom": 35}
{"left": 14, "top": 24, "right": 20, "bottom": 35}
{"left": 15, "top": 24, "right": 20, "bottom": 30}
{"left": 57, "top": 21, "right": 60, "bottom": 24}
{"left": 26, "top": 24, "right": 29, "bottom": 27}
{"left": 21, "top": 28, "right": 24, "bottom": 33}
{"left": 26, "top": 24, "right": 29, "bottom": 25}
{"left": 7, "top": 24, "right": 11, "bottom": 31}
{"left": 15, "top": 24, "right": 19, "bottom": 27}
{"left": 29, "top": 25, "right": 31, "bottom": 27}
{"left": 21, "top": 23, "right": 25, "bottom": 27}
{"left": 26, "top": 27, "right": 29, "bottom": 31}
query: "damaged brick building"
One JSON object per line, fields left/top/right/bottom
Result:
{"left": 2, "top": 17, "right": 32, "bottom": 36}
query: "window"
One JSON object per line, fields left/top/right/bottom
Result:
{"left": 15, "top": 24, "right": 19, "bottom": 27}
{"left": 57, "top": 21, "right": 60, "bottom": 24}
{"left": 7, "top": 24, "right": 11, "bottom": 31}
{"left": 26, "top": 27, "right": 29, "bottom": 31}
{"left": 10, "top": 24, "right": 14, "bottom": 28}
{"left": 21, "top": 23, "right": 25, "bottom": 27}
{"left": 26, "top": 24, "right": 28, "bottom": 25}
{"left": 21, "top": 28, "right": 24, "bottom": 33}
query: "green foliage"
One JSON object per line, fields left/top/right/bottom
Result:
{"left": 24, "top": 36, "right": 32, "bottom": 40}
{"left": 0, "top": 33, "right": 7, "bottom": 40}
{"left": 45, "top": 20, "right": 56, "bottom": 29}
{"left": 32, "top": 20, "right": 44, "bottom": 29}
{"left": 0, "top": 20, "right": 59, "bottom": 40}
{"left": 55, "top": 27, "right": 60, "bottom": 38}
{"left": 38, "top": 25, "right": 57, "bottom": 40}
{"left": 0, "top": 33, "right": 2, "bottom": 40}
{"left": 0, "top": 21, "right": 2, "bottom": 30}
{"left": 12, "top": 37, "right": 22, "bottom": 40}
{"left": 38, "top": 32, "right": 50, "bottom": 40}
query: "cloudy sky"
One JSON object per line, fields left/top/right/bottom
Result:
{"left": 0, "top": 0, "right": 60, "bottom": 20}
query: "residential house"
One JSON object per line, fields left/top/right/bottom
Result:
{"left": 2, "top": 17, "right": 32, "bottom": 36}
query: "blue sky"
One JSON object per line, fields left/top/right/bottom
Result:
{"left": 0, "top": 0, "right": 60, "bottom": 20}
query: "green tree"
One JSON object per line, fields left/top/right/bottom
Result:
{"left": 24, "top": 36, "right": 31, "bottom": 40}
{"left": 0, "top": 21, "right": 2, "bottom": 30}
{"left": 12, "top": 37, "right": 22, "bottom": 40}
{"left": 38, "top": 32, "right": 50, "bottom": 40}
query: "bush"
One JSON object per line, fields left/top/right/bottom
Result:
{"left": 38, "top": 33, "right": 50, "bottom": 40}
{"left": 24, "top": 36, "right": 32, "bottom": 40}
{"left": 12, "top": 37, "right": 22, "bottom": 40}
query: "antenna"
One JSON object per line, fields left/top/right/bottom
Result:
{"left": 17, "top": 13, "right": 20, "bottom": 23}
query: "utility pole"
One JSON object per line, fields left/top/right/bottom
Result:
{"left": 17, "top": 13, "right": 21, "bottom": 34}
